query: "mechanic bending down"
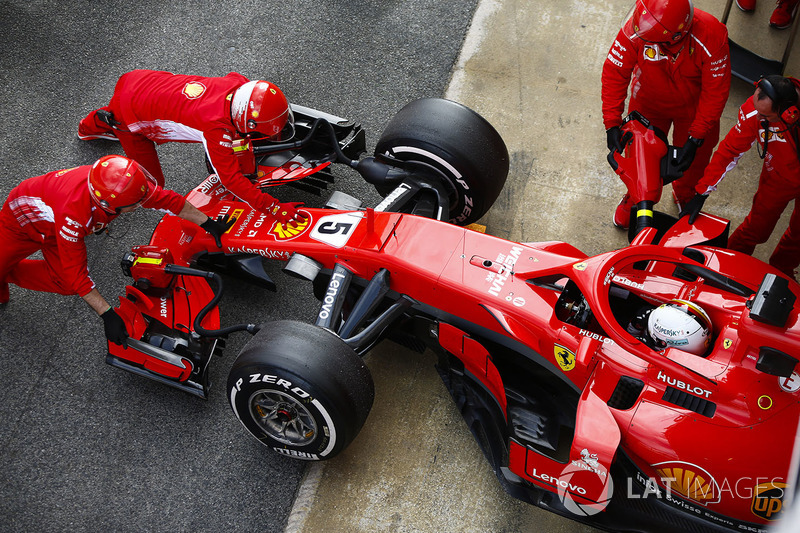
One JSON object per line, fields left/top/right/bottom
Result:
{"left": 78, "top": 69, "right": 306, "bottom": 227}
{"left": 0, "top": 155, "right": 234, "bottom": 347}
{"left": 680, "top": 75, "right": 800, "bottom": 281}
{"left": 626, "top": 299, "right": 713, "bottom": 356}
{"left": 602, "top": 0, "right": 730, "bottom": 229}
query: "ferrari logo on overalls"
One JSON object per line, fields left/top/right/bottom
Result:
{"left": 554, "top": 344, "right": 576, "bottom": 372}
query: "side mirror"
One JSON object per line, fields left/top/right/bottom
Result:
{"left": 756, "top": 347, "right": 798, "bottom": 378}
{"left": 748, "top": 274, "right": 796, "bottom": 328}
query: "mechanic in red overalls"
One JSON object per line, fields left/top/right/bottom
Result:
{"left": 0, "top": 155, "right": 233, "bottom": 346}
{"left": 78, "top": 70, "right": 304, "bottom": 226}
{"left": 680, "top": 75, "right": 800, "bottom": 280}
{"left": 602, "top": 0, "right": 730, "bottom": 228}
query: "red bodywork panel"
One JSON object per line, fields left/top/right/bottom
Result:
{"left": 115, "top": 183, "right": 800, "bottom": 528}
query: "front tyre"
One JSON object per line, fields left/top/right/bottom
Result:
{"left": 375, "top": 98, "right": 509, "bottom": 225}
{"left": 227, "top": 320, "right": 374, "bottom": 460}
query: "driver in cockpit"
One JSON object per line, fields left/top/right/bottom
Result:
{"left": 627, "top": 299, "right": 712, "bottom": 356}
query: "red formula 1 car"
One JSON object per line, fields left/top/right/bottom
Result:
{"left": 109, "top": 100, "right": 799, "bottom": 533}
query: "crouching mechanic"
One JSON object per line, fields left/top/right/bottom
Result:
{"left": 0, "top": 155, "right": 234, "bottom": 347}
{"left": 78, "top": 69, "right": 306, "bottom": 227}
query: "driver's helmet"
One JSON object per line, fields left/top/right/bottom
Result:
{"left": 622, "top": 0, "right": 694, "bottom": 44}
{"left": 87, "top": 155, "right": 157, "bottom": 214}
{"left": 647, "top": 299, "right": 711, "bottom": 355}
{"left": 230, "top": 80, "right": 295, "bottom": 141}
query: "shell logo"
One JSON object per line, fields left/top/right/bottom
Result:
{"left": 653, "top": 461, "right": 720, "bottom": 504}
{"left": 182, "top": 82, "right": 207, "bottom": 99}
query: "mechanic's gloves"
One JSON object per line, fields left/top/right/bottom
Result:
{"left": 270, "top": 201, "right": 308, "bottom": 227}
{"left": 674, "top": 136, "right": 704, "bottom": 172}
{"left": 606, "top": 126, "right": 624, "bottom": 153}
{"left": 679, "top": 193, "right": 708, "bottom": 224}
{"left": 101, "top": 307, "right": 128, "bottom": 348}
{"left": 201, "top": 214, "right": 236, "bottom": 248}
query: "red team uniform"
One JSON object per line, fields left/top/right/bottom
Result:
{"left": 602, "top": 6, "right": 730, "bottom": 208}
{"left": 0, "top": 165, "right": 185, "bottom": 298}
{"left": 80, "top": 70, "right": 289, "bottom": 213}
{"left": 695, "top": 94, "right": 800, "bottom": 277}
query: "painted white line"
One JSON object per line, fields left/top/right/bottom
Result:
{"left": 445, "top": 0, "right": 501, "bottom": 101}
{"left": 283, "top": 462, "right": 325, "bottom": 533}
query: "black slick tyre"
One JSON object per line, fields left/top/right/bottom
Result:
{"left": 227, "top": 320, "right": 374, "bottom": 460}
{"left": 375, "top": 98, "right": 509, "bottom": 225}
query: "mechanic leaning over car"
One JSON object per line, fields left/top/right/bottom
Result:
{"left": 78, "top": 69, "right": 306, "bottom": 227}
{"left": 0, "top": 155, "right": 234, "bottom": 347}
{"left": 602, "top": 0, "right": 730, "bottom": 228}
{"left": 680, "top": 75, "right": 800, "bottom": 281}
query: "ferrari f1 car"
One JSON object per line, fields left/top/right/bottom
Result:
{"left": 108, "top": 100, "right": 799, "bottom": 533}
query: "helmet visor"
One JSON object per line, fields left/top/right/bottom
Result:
{"left": 119, "top": 166, "right": 158, "bottom": 210}
{"left": 248, "top": 107, "right": 295, "bottom": 142}
{"left": 97, "top": 167, "right": 158, "bottom": 213}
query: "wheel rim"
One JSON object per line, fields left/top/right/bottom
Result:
{"left": 382, "top": 146, "right": 460, "bottom": 212}
{"left": 249, "top": 389, "right": 317, "bottom": 446}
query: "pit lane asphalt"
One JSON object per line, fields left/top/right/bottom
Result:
{"left": 0, "top": 1, "right": 478, "bottom": 531}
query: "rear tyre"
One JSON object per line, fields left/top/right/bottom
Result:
{"left": 375, "top": 98, "right": 509, "bottom": 225}
{"left": 227, "top": 320, "right": 374, "bottom": 460}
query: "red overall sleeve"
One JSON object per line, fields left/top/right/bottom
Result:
{"left": 695, "top": 100, "right": 759, "bottom": 195}
{"left": 687, "top": 31, "right": 730, "bottom": 140}
{"left": 141, "top": 185, "right": 187, "bottom": 214}
{"left": 53, "top": 214, "right": 95, "bottom": 297}
{"left": 601, "top": 30, "right": 637, "bottom": 130}
{"left": 203, "top": 128, "right": 277, "bottom": 212}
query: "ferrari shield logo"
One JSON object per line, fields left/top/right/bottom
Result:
{"left": 723, "top": 338, "right": 733, "bottom": 349}
{"left": 554, "top": 344, "right": 576, "bottom": 372}
{"left": 752, "top": 482, "right": 786, "bottom": 520}
{"left": 573, "top": 262, "right": 587, "bottom": 271}
{"left": 182, "top": 82, "right": 207, "bottom": 99}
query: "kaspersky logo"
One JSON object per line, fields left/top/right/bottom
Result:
{"left": 653, "top": 461, "right": 720, "bottom": 505}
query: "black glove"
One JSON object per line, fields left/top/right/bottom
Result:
{"left": 606, "top": 126, "right": 624, "bottom": 153}
{"left": 674, "top": 136, "right": 703, "bottom": 172}
{"left": 201, "top": 214, "right": 236, "bottom": 248}
{"left": 101, "top": 307, "right": 128, "bottom": 348}
{"left": 679, "top": 193, "right": 708, "bottom": 224}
